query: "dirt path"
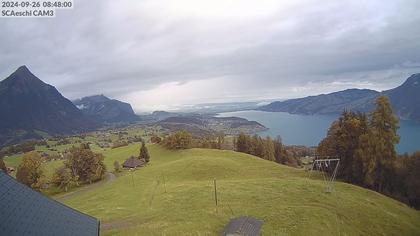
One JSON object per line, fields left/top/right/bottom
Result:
{"left": 55, "top": 172, "right": 116, "bottom": 201}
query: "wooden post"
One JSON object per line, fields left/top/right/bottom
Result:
{"left": 214, "top": 179, "right": 218, "bottom": 213}
{"left": 163, "top": 173, "right": 167, "bottom": 193}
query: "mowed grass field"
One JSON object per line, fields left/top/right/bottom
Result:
{"left": 55, "top": 145, "right": 420, "bottom": 235}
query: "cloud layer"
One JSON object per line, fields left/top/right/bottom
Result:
{"left": 1, "top": 0, "right": 420, "bottom": 111}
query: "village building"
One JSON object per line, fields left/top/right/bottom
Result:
{"left": 122, "top": 156, "right": 145, "bottom": 169}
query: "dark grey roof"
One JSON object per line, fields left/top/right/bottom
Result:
{"left": 0, "top": 171, "right": 99, "bottom": 236}
{"left": 123, "top": 156, "right": 145, "bottom": 168}
{"left": 223, "top": 216, "right": 263, "bottom": 236}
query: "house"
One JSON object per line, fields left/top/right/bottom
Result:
{"left": 223, "top": 216, "right": 263, "bottom": 236}
{"left": 122, "top": 156, "right": 145, "bottom": 169}
{"left": 0, "top": 171, "right": 100, "bottom": 236}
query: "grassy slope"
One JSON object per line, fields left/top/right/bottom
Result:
{"left": 59, "top": 145, "right": 420, "bottom": 236}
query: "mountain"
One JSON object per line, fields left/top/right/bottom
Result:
{"left": 0, "top": 66, "right": 96, "bottom": 146}
{"left": 73, "top": 95, "right": 139, "bottom": 123}
{"left": 384, "top": 73, "right": 420, "bottom": 120}
{"left": 259, "top": 89, "right": 379, "bottom": 114}
{"left": 259, "top": 74, "right": 420, "bottom": 121}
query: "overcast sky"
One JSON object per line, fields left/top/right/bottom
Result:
{"left": 1, "top": 0, "right": 420, "bottom": 111}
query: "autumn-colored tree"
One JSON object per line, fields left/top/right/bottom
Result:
{"left": 161, "top": 131, "right": 192, "bottom": 149}
{"left": 16, "top": 151, "right": 45, "bottom": 190}
{"left": 64, "top": 144, "right": 106, "bottom": 184}
{"left": 234, "top": 133, "right": 297, "bottom": 167}
{"left": 52, "top": 166, "right": 77, "bottom": 192}
{"left": 317, "top": 111, "right": 369, "bottom": 183}
{"left": 0, "top": 157, "right": 7, "bottom": 173}
{"left": 370, "top": 96, "right": 399, "bottom": 191}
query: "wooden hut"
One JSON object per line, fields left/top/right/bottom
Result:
{"left": 122, "top": 156, "right": 145, "bottom": 169}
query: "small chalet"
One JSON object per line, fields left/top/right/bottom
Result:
{"left": 122, "top": 156, "right": 145, "bottom": 169}
{"left": 223, "top": 216, "right": 263, "bottom": 236}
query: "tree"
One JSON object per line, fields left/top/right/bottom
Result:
{"left": 64, "top": 144, "right": 106, "bottom": 184}
{"left": 217, "top": 132, "right": 225, "bottom": 149}
{"left": 16, "top": 151, "right": 45, "bottom": 190}
{"left": 52, "top": 166, "right": 77, "bottom": 192}
{"left": 161, "top": 131, "right": 192, "bottom": 149}
{"left": 400, "top": 152, "right": 420, "bottom": 208}
{"left": 370, "top": 96, "right": 399, "bottom": 192}
{"left": 317, "top": 111, "right": 368, "bottom": 183}
{"left": 0, "top": 157, "right": 7, "bottom": 173}
{"left": 235, "top": 133, "right": 249, "bottom": 153}
{"left": 139, "top": 141, "right": 150, "bottom": 162}
{"left": 114, "top": 161, "right": 122, "bottom": 173}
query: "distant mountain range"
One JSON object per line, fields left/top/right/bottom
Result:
{"left": 0, "top": 66, "right": 140, "bottom": 147}
{"left": 259, "top": 74, "right": 420, "bottom": 121}
{"left": 0, "top": 66, "right": 97, "bottom": 146}
{"left": 73, "top": 95, "right": 139, "bottom": 123}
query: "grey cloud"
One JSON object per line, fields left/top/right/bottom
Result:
{"left": 1, "top": 0, "right": 420, "bottom": 110}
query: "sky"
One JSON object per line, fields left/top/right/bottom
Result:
{"left": 1, "top": 0, "right": 420, "bottom": 112}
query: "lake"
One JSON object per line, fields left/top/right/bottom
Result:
{"left": 218, "top": 110, "right": 420, "bottom": 154}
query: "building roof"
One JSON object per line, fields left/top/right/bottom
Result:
{"left": 0, "top": 171, "right": 99, "bottom": 236}
{"left": 223, "top": 216, "right": 263, "bottom": 236}
{"left": 122, "top": 156, "right": 145, "bottom": 168}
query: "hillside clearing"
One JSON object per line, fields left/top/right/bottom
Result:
{"left": 56, "top": 145, "right": 420, "bottom": 235}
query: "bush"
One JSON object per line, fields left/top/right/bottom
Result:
{"left": 114, "top": 161, "right": 122, "bottom": 173}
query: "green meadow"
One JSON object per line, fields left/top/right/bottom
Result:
{"left": 49, "top": 145, "right": 420, "bottom": 235}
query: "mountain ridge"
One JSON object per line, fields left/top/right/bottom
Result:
{"left": 259, "top": 74, "right": 420, "bottom": 121}
{"left": 73, "top": 94, "right": 139, "bottom": 123}
{"left": 0, "top": 66, "right": 97, "bottom": 146}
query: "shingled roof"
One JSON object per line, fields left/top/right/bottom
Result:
{"left": 223, "top": 216, "right": 263, "bottom": 236}
{"left": 122, "top": 156, "right": 145, "bottom": 169}
{"left": 0, "top": 171, "right": 99, "bottom": 236}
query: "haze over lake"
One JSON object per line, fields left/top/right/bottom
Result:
{"left": 218, "top": 110, "right": 420, "bottom": 154}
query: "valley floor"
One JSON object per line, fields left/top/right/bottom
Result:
{"left": 54, "top": 145, "right": 420, "bottom": 235}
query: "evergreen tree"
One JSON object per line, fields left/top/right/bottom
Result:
{"left": 139, "top": 141, "right": 151, "bottom": 163}
{"left": 235, "top": 133, "right": 248, "bottom": 153}
{"left": 114, "top": 161, "right": 121, "bottom": 172}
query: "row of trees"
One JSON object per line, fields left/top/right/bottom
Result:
{"left": 235, "top": 133, "right": 301, "bottom": 167}
{"left": 161, "top": 131, "right": 193, "bottom": 149}
{"left": 12, "top": 144, "right": 107, "bottom": 192}
{"left": 317, "top": 96, "right": 420, "bottom": 208}
{"left": 0, "top": 140, "right": 47, "bottom": 157}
